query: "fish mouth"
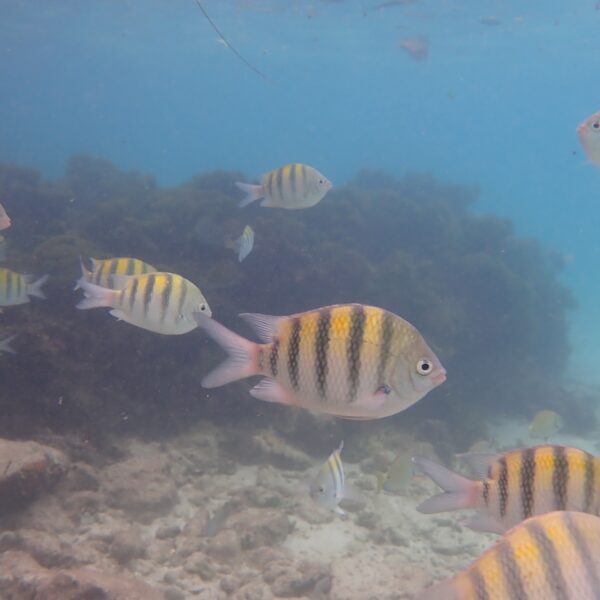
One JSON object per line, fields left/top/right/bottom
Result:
{"left": 431, "top": 367, "right": 447, "bottom": 386}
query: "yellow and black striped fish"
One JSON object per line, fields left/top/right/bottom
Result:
{"left": 414, "top": 444, "right": 600, "bottom": 534}
{"left": 76, "top": 272, "right": 211, "bottom": 335}
{"left": 236, "top": 163, "right": 332, "bottom": 210}
{"left": 310, "top": 441, "right": 346, "bottom": 515}
{"left": 416, "top": 511, "right": 600, "bottom": 599}
{"left": 0, "top": 268, "right": 48, "bottom": 306}
{"left": 75, "top": 257, "right": 157, "bottom": 290}
{"left": 194, "top": 303, "right": 445, "bottom": 419}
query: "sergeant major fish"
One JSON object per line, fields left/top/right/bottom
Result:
{"left": 0, "top": 268, "right": 48, "bottom": 306}
{"left": 413, "top": 444, "right": 600, "bottom": 534}
{"left": 310, "top": 441, "right": 346, "bottom": 515}
{"left": 529, "top": 409, "right": 563, "bottom": 440}
{"left": 76, "top": 272, "right": 211, "bottom": 335}
{"left": 236, "top": 164, "right": 332, "bottom": 210}
{"left": 416, "top": 511, "right": 600, "bottom": 599}
{"left": 193, "top": 303, "right": 445, "bottom": 419}
{"left": 75, "top": 257, "right": 157, "bottom": 290}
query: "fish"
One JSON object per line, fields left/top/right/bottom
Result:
{"left": 416, "top": 511, "right": 600, "bottom": 600}
{"left": 75, "top": 257, "right": 157, "bottom": 291}
{"left": 310, "top": 441, "right": 346, "bottom": 515}
{"left": 413, "top": 444, "right": 600, "bottom": 534}
{"left": 76, "top": 272, "right": 212, "bottom": 335}
{"left": 236, "top": 164, "right": 332, "bottom": 210}
{"left": 227, "top": 226, "right": 254, "bottom": 262}
{"left": 377, "top": 452, "right": 414, "bottom": 494}
{"left": 0, "top": 269, "right": 48, "bottom": 306}
{"left": 193, "top": 303, "right": 446, "bottom": 420}
{"left": 0, "top": 236, "right": 6, "bottom": 262}
{"left": 577, "top": 110, "right": 600, "bottom": 167}
{"left": 0, "top": 203, "right": 10, "bottom": 231}
{"left": 0, "top": 335, "right": 16, "bottom": 354}
{"left": 529, "top": 409, "right": 563, "bottom": 440}
{"left": 398, "top": 36, "right": 429, "bottom": 61}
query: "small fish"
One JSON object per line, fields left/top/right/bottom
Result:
{"left": 0, "top": 335, "right": 16, "bottom": 354}
{"left": 577, "top": 110, "right": 600, "bottom": 168}
{"left": 416, "top": 511, "right": 600, "bottom": 600}
{"left": 76, "top": 272, "right": 211, "bottom": 335}
{"left": 0, "top": 203, "right": 10, "bottom": 231}
{"left": 0, "top": 269, "right": 48, "bottom": 306}
{"left": 310, "top": 441, "right": 346, "bottom": 515}
{"left": 236, "top": 164, "right": 332, "bottom": 210}
{"left": 413, "top": 444, "right": 600, "bottom": 534}
{"left": 75, "top": 257, "right": 157, "bottom": 291}
{"left": 398, "top": 36, "right": 429, "bottom": 61}
{"left": 0, "top": 236, "right": 7, "bottom": 262}
{"left": 377, "top": 452, "right": 414, "bottom": 494}
{"left": 227, "top": 226, "right": 254, "bottom": 262}
{"left": 193, "top": 303, "right": 445, "bottom": 420}
{"left": 529, "top": 409, "right": 563, "bottom": 440}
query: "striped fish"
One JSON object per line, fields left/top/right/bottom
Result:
{"left": 0, "top": 268, "right": 48, "bottom": 306}
{"left": 75, "top": 257, "right": 157, "bottom": 290}
{"left": 76, "top": 272, "right": 211, "bottom": 335}
{"left": 416, "top": 511, "right": 600, "bottom": 600}
{"left": 193, "top": 303, "right": 446, "bottom": 419}
{"left": 233, "top": 225, "right": 254, "bottom": 262}
{"left": 0, "top": 335, "right": 16, "bottom": 355}
{"left": 413, "top": 444, "right": 600, "bottom": 534}
{"left": 310, "top": 441, "right": 346, "bottom": 515}
{"left": 236, "top": 163, "right": 332, "bottom": 210}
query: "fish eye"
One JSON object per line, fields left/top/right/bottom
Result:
{"left": 416, "top": 358, "right": 432, "bottom": 375}
{"left": 594, "top": 122, "right": 600, "bottom": 129}
{"left": 319, "top": 486, "right": 324, "bottom": 493}
{"left": 319, "top": 179, "right": 324, "bottom": 184}
{"left": 200, "top": 305, "right": 206, "bottom": 311}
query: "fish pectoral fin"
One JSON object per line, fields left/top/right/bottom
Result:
{"left": 464, "top": 513, "right": 506, "bottom": 535}
{"left": 351, "top": 388, "right": 389, "bottom": 411}
{"left": 333, "top": 506, "right": 348, "bottom": 518}
{"left": 109, "top": 309, "right": 127, "bottom": 322}
{"left": 249, "top": 379, "right": 293, "bottom": 405}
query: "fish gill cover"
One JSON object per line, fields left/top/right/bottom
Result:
{"left": 0, "top": 156, "right": 580, "bottom": 447}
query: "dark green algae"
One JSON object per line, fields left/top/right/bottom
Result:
{"left": 0, "top": 156, "right": 591, "bottom": 450}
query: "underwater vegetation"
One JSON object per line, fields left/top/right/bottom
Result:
{"left": 0, "top": 156, "right": 584, "bottom": 447}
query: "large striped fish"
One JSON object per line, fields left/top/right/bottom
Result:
{"left": 0, "top": 268, "right": 48, "bottom": 306}
{"left": 236, "top": 163, "right": 332, "bottom": 209}
{"left": 194, "top": 303, "right": 446, "bottom": 419}
{"left": 416, "top": 511, "right": 600, "bottom": 600}
{"left": 414, "top": 444, "right": 600, "bottom": 534}
{"left": 75, "top": 257, "right": 157, "bottom": 290}
{"left": 76, "top": 272, "right": 211, "bottom": 334}
{"left": 310, "top": 441, "right": 346, "bottom": 515}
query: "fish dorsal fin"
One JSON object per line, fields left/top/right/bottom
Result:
{"left": 456, "top": 452, "right": 499, "bottom": 480}
{"left": 239, "top": 312, "right": 284, "bottom": 342}
{"left": 90, "top": 257, "right": 101, "bottom": 270}
{"left": 111, "top": 274, "right": 135, "bottom": 290}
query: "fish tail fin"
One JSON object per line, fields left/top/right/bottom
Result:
{"left": 27, "top": 274, "right": 49, "bottom": 299}
{"left": 235, "top": 182, "right": 264, "bottom": 207}
{"left": 74, "top": 256, "right": 92, "bottom": 291}
{"left": 0, "top": 335, "right": 17, "bottom": 354}
{"left": 412, "top": 456, "right": 478, "bottom": 513}
{"left": 194, "top": 312, "right": 260, "bottom": 387}
{"left": 75, "top": 280, "right": 115, "bottom": 310}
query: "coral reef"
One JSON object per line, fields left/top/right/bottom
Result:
{"left": 0, "top": 157, "right": 583, "bottom": 449}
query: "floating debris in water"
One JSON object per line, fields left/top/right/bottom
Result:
{"left": 479, "top": 16, "right": 501, "bottom": 26}
{"left": 236, "top": 164, "right": 332, "bottom": 210}
{"left": 0, "top": 203, "right": 10, "bottom": 231}
{"left": 529, "top": 409, "right": 563, "bottom": 440}
{"left": 577, "top": 110, "right": 600, "bottom": 168}
{"left": 194, "top": 303, "right": 445, "bottom": 419}
{"left": 398, "top": 36, "right": 429, "bottom": 61}
{"left": 416, "top": 511, "right": 600, "bottom": 599}
{"left": 414, "top": 444, "right": 600, "bottom": 534}
{"left": 0, "top": 269, "right": 48, "bottom": 306}
{"left": 0, "top": 335, "right": 16, "bottom": 355}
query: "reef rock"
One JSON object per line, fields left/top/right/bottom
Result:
{"left": 228, "top": 508, "right": 292, "bottom": 549}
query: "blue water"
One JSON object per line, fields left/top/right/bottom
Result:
{"left": 1, "top": 0, "right": 600, "bottom": 381}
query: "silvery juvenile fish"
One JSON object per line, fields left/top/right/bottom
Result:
{"left": 76, "top": 272, "right": 211, "bottom": 335}
{"left": 416, "top": 511, "right": 600, "bottom": 599}
{"left": 0, "top": 335, "right": 16, "bottom": 354}
{"left": 194, "top": 303, "right": 445, "bottom": 420}
{"left": 414, "top": 444, "right": 600, "bottom": 534}
{"left": 0, "top": 269, "right": 48, "bottom": 306}
{"left": 310, "top": 441, "right": 346, "bottom": 515}
{"left": 577, "top": 110, "right": 600, "bottom": 168}
{"left": 75, "top": 257, "right": 157, "bottom": 290}
{"left": 228, "top": 225, "right": 254, "bottom": 262}
{"left": 529, "top": 409, "right": 563, "bottom": 440}
{"left": 236, "top": 164, "right": 332, "bottom": 210}
{"left": 378, "top": 452, "right": 414, "bottom": 494}
{"left": 0, "top": 203, "right": 10, "bottom": 231}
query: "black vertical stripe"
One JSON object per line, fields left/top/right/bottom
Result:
{"left": 520, "top": 447, "right": 536, "bottom": 520}
{"left": 15, "top": 273, "right": 21, "bottom": 300}
{"left": 497, "top": 457, "right": 509, "bottom": 518}
{"left": 176, "top": 278, "right": 187, "bottom": 318}
{"left": 275, "top": 167, "right": 284, "bottom": 205}
{"left": 269, "top": 339, "right": 279, "bottom": 377}
{"left": 287, "top": 318, "right": 301, "bottom": 390}
{"left": 109, "top": 259, "right": 119, "bottom": 277}
{"left": 375, "top": 310, "right": 393, "bottom": 386}
{"left": 267, "top": 171, "right": 274, "bottom": 200}
{"left": 482, "top": 481, "right": 490, "bottom": 507}
{"left": 563, "top": 512, "right": 600, "bottom": 593}
{"left": 6, "top": 271, "right": 12, "bottom": 301}
{"left": 583, "top": 452, "right": 595, "bottom": 513}
{"left": 289, "top": 164, "right": 297, "bottom": 198}
{"left": 129, "top": 277, "right": 139, "bottom": 310}
{"left": 257, "top": 347, "right": 264, "bottom": 372}
{"left": 496, "top": 540, "right": 527, "bottom": 599}
{"left": 553, "top": 446, "right": 569, "bottom": 511}
{"left": 160, "top": 275, "right": 172, "bottom": 323}
{"left": 347, "top": 305, "right": 366, "bottom": 403}
{"left": 314, "top": 308, "right": 332, "bottom": 400}
{"left": 527, "top": 520, "right": 569, "bottom": 600}
{"left": 143, "top": 274, "right": 156, "bottom": 317}
{"left": 301, "top": 164, "right": 308, "bottom": 196}
{"left": 126, "top": 258, "right": 134, "bottom": 274}
{"left": 468, "top": 567, "right": 490, "bottom": 600}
